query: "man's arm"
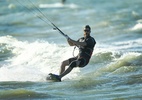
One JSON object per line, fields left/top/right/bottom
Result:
{"left": 67, "top": 39, "right": 75, "bottom": 46}
{"left": 68, "top": 38, "right": 87, "bottom": 47}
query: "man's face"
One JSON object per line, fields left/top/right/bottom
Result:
{"left": 84, "top": 28, "right": 90, "bottom": 38}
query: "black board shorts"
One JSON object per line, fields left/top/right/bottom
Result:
{"left": 68, "top": 56, "right": 89, "bottom": 67}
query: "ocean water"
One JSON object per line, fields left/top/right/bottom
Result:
{"left": 0, "top": 0, "right": 142, "bottom": 100}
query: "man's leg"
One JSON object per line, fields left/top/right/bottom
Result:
{"left": 59, "top": 60, "right": 70, "bottom": 75}
{"left": 59, "top": 60, "right": 80, "bottom": 79}
{"left": 59, "top": 67, "right": 73, "bottom": 79}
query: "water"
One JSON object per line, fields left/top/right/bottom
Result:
{"left": 0, "top": 0, "right": 142, "bottom": 100}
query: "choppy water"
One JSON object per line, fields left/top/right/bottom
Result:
{"left": 0, "top": 0, "right": 142, "bottom": 100}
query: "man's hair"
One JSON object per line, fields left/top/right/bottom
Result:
{"left": 85, "top": 25, "right": 91, "bottom": 30}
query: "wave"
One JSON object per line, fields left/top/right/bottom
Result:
{"left": 72, "top": 52, "right": 142, "bottom": 90}
{"left": 92, "top": 52, "right": 142, "bottom": 78}
{"left": 90, "top": 51, "right": 118, "bottom": 64}
{"left": 131, "top": 23, "right": 142, "bottom": 32}
{"left": 0, "top": 36, "right": 142, "bottom": 83}
{"left": 0, "top": 36, "right": 79, "bottom": 81}
{"left": 0, "top": 88, "right": 48, "bottom": 99}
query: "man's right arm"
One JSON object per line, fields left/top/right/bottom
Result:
{"left": 67, "top": 39, "right": 75, "bottom": 46}
{"left": 67, "top": 38, "right": 87, "bottom": 47}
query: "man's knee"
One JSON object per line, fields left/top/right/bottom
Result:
{"left": 61, "top": 60, "right": 69, "bottom": 66}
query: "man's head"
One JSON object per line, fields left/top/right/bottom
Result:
{"left": 84, "top": 25, "right": 91, "bottom": 38}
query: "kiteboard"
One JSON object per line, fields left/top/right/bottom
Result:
{"left": 46, "top": 73, "right": 61, "bottom": 82}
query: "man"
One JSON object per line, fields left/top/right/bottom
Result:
{"left": 50, "top": 25, "right": 96, "bottom": 81}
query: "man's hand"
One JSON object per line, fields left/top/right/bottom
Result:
{"left": 67, "top": 37, "right": 71, "bottom": 41}
{"left": 68, "top": 38, "right": 87, "bottom": 47}
{"left": 65, "top": 35, "right": 70, "bottom": 40}
{"left": 67, "top": 37, "right": 75, "bottom": 46}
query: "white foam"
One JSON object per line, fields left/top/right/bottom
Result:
{"left": 0, "top": 36, "right": 80, "bottom": 81}
{"left": 131, "top": 23, "right": 142, "bottom": 32}
{"left": 39, "top": 3, "right": 78, "bottom": 9}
